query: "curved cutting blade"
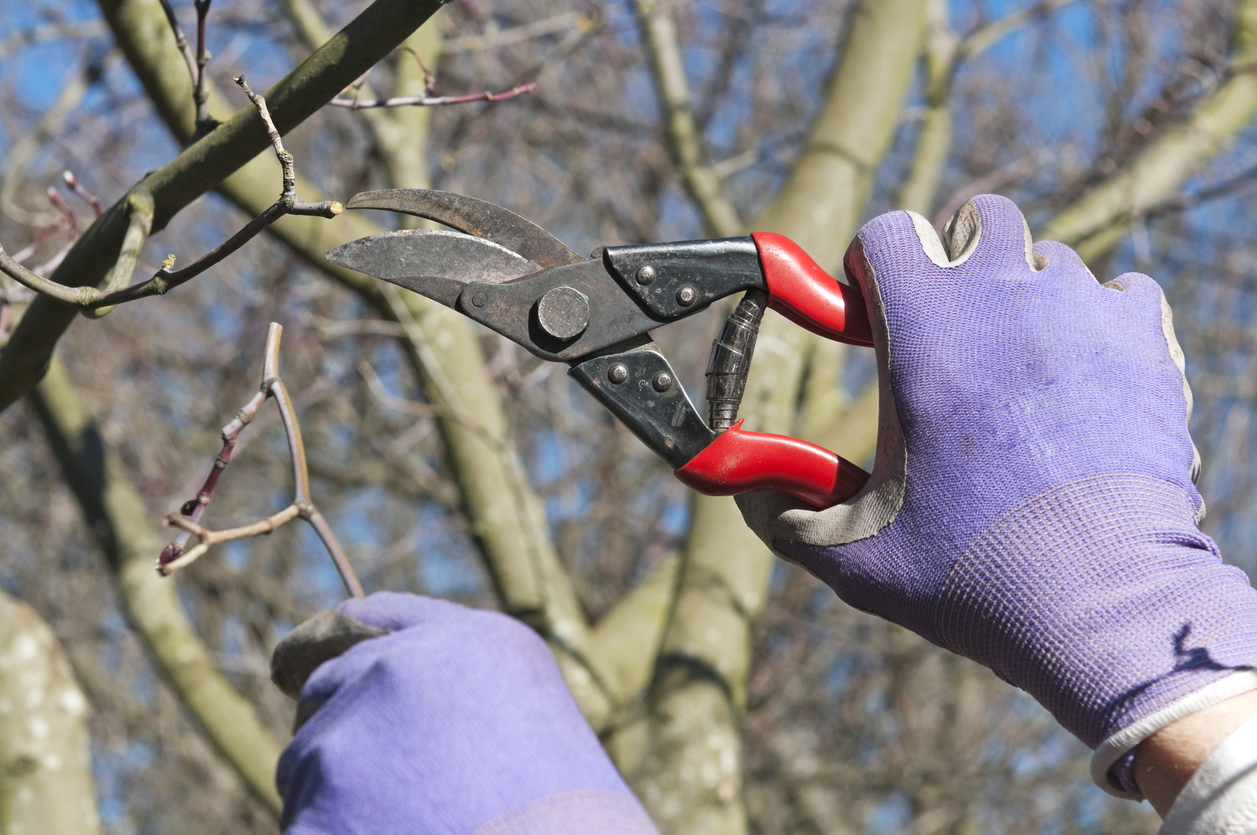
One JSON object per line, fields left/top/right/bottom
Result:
{"left": 326, "top": 229, "right": 540, "bottom": 308}
{"left": 345, "top": 189, "right": 584, "bottom": 270}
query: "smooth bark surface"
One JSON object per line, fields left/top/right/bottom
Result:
{"left": 0, "top": 592, "right": 101, "bottom": 835}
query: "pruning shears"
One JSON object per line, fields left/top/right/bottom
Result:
{"left": 327, "top": 189, "right": 873, "bottom": 509}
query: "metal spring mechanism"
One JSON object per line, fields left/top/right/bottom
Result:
{"left": 705, "top": 287, "right": 768, "bottom": 431}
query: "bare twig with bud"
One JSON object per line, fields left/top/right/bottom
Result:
{"left": 0, "top": 77, "right": 340, "bottom": 314}
{"left": 158, "top": 322, "right": 364, "bottom": 598}
{"left": 63, "top": 170, "right": 102, "bottom": 217}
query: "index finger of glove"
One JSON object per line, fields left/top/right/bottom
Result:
{"left": 270, "top": 592, "right": 463, "bottom": 700}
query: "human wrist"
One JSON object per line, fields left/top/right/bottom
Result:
{"left": 1134, "top": 689, "right": 1257, "bottom": 817}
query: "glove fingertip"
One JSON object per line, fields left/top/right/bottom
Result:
{"left": 271, "top": 609, "right": 388, "bottom": 700}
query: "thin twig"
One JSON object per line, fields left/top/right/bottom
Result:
{"left": 329, "top": 82, "right": 537, "bottom": 109}
{"left": 46, "top": 188, "right": 77, "bottom": 232}
{"left": 62, "top": 171, "right": 101, "bottom": 217}
{"left": 157, "top": 323, "right": 364, "bottom": 598}
{"left": 0, "top": 78, "right": 341, "bottom": 312}
{"left": 193, "top": 0, "right": 214, "bottom": 132}
{"left": 156, "top": 0, "right": 198, "bottom": 84}
{"left": 162, "top": 504, "right": 303, "bottom": 572}
{"left": 957, "top": 0, "right": 1081, "bottom": 61}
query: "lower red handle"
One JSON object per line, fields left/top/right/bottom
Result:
{"left": 674, "top": 420, "right": 870, "bottom": 509}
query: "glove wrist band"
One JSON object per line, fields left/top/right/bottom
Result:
{"left": 1091, "top": 670, "right": 1257, "bottom": 799}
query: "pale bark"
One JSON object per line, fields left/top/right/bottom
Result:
{"left": 0, "top": 591, "right": 101, "bottom": 835}
{"left": 633, "top": 0, "right": 743, "bottom": 238}
{"left": 621, "top": 2, "right": 929, "bottom": 831}
{"left": 28, "top": 359, "right": 284, "bottom": 814}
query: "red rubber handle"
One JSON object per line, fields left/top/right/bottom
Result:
{"left": 752, "top": 231, "right": 874, "bottom": 346}
{"left": 674, "top": 420, "right": 870, "bottom": 509}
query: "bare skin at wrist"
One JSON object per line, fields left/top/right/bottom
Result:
{"left": 1133, "top": 689, "right": 1257, "bottom": 817}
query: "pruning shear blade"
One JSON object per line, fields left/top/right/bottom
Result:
{"left": 326, "top": 229, "right": 540, "bottom": 308}
{"left": 345, "top": 189, "right": 583, "bottom": 269}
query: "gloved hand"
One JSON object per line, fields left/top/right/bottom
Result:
{"left": 271, "top": 592, "right": 658, "bottom": 834}
{"left": 737, "top": 194, "right": 1257, "bottom": 798}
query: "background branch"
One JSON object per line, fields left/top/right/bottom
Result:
{"left": 0, "top": 0, "right": 447, "bottom": 413}
{"left": 633, "top": 0, "right": 742, "bottom": 238}
{"left": 27, "top": 358, "right": 284, "bottom": 815}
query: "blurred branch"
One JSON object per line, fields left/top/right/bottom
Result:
{"left": 27, "top": 357, "right": 283, "bottom": 815}
{"left": 1043, "top": 0, "right": 1257, "bottom": 258}
{"left": 0, "top": 53, "right": 112, "bottom": 228}
{"left": 633, "top": 0, "right": 743, "bottom": 238}
{"left": 898, "top": 0, "right": 1080, "bottom": 215}
{"left": 933, "top": 145, "right": 1056, "bottom": 226}
{"left": 957, "top": 0, "right": 1079, "bottom": 61}
{"left": 157, "top": 323, "right": 364, "bottom": 598}
{"left": 329, "top": 81, "right": 536, "bottom": 108}
{"left": 0, "top": 591, "right": 101, "bottom": 835}
{"left": 0, "top": 0, "right": 446, "bottom": 414}
{"left": 443, "top": 12, "right": 592, "bottom": 53}
{"left": 0, "top": 78, "right": 340, "bottom": 315}
{"left": 588, "top": 554, "right": 680, "bottom": 703}
{"left": 0, "top": 20, "right": 107, "bottom": 60}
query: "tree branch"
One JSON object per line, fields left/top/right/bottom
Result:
{"left": 898, "top": 0, "right": 1080, "bottom": 215}
{"left": 1042, "top": 0, "right": 1257, "bottom": 259}
{"left": 0, "top": 78, "right": 340, "bottom": 314}
{"left": 0, "top": 591, "right": 101, "bottom": 835}
{"left": 957, "top": 0, "right": 1080, "bottom": 62}
{"left": 27, "top": 357, "right": 284, "bottom": 815}
{"left": 156, "top": 323, "right": 364, "bottom": 598}
{"left": 633, "top": 0, "right": 743, "bottom": 238}
{"left": 329, "top": 81, "right": 536, "bottom": 108}
{"left": 0, "top": 0, "right": 448, "bottom": 414}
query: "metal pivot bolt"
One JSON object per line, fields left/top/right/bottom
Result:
{"left": 635, "top": 265, "right": 656, "bottom": 285}
{"left": 652, "top": 371, "right": 673, "bottom": 392}
{"left": 607, "top": 364, "right": 629, "bottom": 384}
{"left": 676, "top": 286, "right": 697, "bottom": 306}
{"left": 536, "top": 285, "right": 590, "bottom": 340}
{"left": 471, "top": 291, "right": 488, "bottom": 307}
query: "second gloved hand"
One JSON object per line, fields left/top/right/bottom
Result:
{"left": 272, "top": 592, "right": 658, "bottom": 835}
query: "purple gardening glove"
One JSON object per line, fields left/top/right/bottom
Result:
{"left": 270, "top": 592, "right": 658, "bottom": 834}
{"left": 737, "top": 194, "right": 1257, "bottom": 798}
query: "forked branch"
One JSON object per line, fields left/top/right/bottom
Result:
{"left": 157, "top": 322, "right": 364, "bottom": 599}
{"left": 0, "top": 77, "right": 340, "bottom": 313}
